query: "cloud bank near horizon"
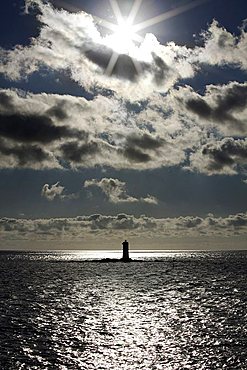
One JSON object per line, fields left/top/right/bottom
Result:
{"left": 0, "top": 212, "right": 246, "bottom": 248}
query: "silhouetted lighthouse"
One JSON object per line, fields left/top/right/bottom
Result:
{"left": 122, "top": 239, "right": 129, "bottom": 261}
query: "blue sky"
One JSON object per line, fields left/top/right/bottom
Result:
{"left": 0, "top": 0, "right": 246, "bottom": 249}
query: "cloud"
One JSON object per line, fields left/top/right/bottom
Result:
{"left": 0, "top": 137, "right": 56, "bottom": 169}
{"left": 183, "top": 82, "right": 247, "bottom": 135}
{"left": 0, "top": 88, "right": 189, "bottom": 170}
{"left": 0, "top": 2, "right": 246, "bottom": 176}
{"left": 0, "top": 212, "right": 246, "bottom": 244}
{"left": 192, "top": 20, "right": 247, "bottom": 71}
{"left": 1, "top": 2, "right": 246, "bottom": 100}
{"left": 85, "top": 43, "right": 144, "bottom": 82}
{"left": 121, "top": 132, "right": 166, "bottom": 163}
{"left": 0, "top": 85, "right": 246, "bottom": 175}
{"left": 41, "top": 182, "right": 65, "bottom": 201}
{"left": 41, "top": 182, "right": 79, "bottom": 201}
{"left": 84, "top": 177, "right": 158, "bottom": 204}
{"left": 0, "top": 89, "right": 94, "bottom": 169}
{"left": 0, "top": 1, "right": 184, "bottom": 99}
{"left": 188, "top": 138, "right": 247, "bottom": 175}
{"left": 60, "top": 140, "right": 100, "bottom": 164}
{"left": 0, "top": 91, "right": 14, "bottom": 109}
{"left": 0, "top": 112, "right": 86, "bottom": 144}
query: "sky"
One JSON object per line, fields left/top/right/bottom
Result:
{"left": 0, "top": 0, "right": 246, "bottom": 250}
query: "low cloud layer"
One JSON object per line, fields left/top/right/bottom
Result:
{"left": 0, "top": 212, "right": 246, "bottom": 245}
{"left": 84, "top": 177, "right": 158, "bottom": 204}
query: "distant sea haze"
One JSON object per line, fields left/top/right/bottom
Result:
{"left": 0, "top": 250, "right": 246, "bottom": 369}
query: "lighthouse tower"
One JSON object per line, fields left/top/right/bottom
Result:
{"left": 122, "top": 240, "right": 129, "bottom": 261}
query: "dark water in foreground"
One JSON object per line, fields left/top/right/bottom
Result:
{"left": 0, "top": 250, "right": 246, "bottom": 369}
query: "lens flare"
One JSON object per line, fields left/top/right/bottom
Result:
{"left": 57, "top": 0, "right": 210, "bottom": 76}
{"left": 105, "top": 20, "right": 137, "bottom": 54}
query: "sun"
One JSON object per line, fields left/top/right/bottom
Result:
{"left": 105, "top": 19, "right": 138, "bottom": 55}
{"left": 94, "top": 0, "right": 208, "bottom": 76}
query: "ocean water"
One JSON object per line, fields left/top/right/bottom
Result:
{"left": 0, "top": 250, "right": 246, "bottom": 369}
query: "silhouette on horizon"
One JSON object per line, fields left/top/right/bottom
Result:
{"left": 122, "top": 239, "right": 130, "bottom": 261}
{"left": 97, "top": 239, "right": 132, "bottom": 263}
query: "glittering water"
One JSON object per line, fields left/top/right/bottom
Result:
{"left": 0, "top": 251, "right": 246, "bottom": 369}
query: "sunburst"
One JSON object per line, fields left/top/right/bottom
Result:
{"left": 96, "top": 0, "right": 209, "bottom": 77}
{"left": 54, "top": 0, "right": 210, "bottom": 77}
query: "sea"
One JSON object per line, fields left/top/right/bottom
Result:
{"left": 0, "top": 250, "right": 246, "bottom": 370}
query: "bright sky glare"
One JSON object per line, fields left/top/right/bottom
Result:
{"left": 97, "top": 0, "right": 210, "bottom": 74}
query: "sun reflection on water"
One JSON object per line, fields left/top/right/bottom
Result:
{"left": 0, "top": 251, "right": 246, "bottom": 368}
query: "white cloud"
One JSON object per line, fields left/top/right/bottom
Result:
{"left": 0, "top": 85, "right": 246, "bottom": 176}
{"left": 41, "top": 182, "right": 79, "bottom": 201}
{"left": 84, "top": 177, "right": 158, "bottom": 204}
{"left": 0, "top": 0, "right": 184, "bottom": 99}
{"left": 188, "top": 138, "right": 247, "bottom": 176}
{"left": 0, "top": 88, "right": 193, "bottom": 170}
{"left": 176, "top": 82, "right": 247, "bottom": 136}
{"left": 192, "top": 20, "right": 247, "bottom": 71}
{"left": 1, "top": 2, "right": 246, "bottom": 100}
{"left": 41, "top": 182, "right": 65, "bottom": 201}
{"left": 0, "top": 212, "right": 246, "bottom": 245}
{"left": 0, "top": 2, "right": 247, "bottom": 176}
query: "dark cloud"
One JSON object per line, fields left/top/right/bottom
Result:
{"left": 226, "top": 214, "right": 247, "bottom": 228}
{"left": 0, "top": 90, "right": 182, "bottom": 171}
{"left": 84, "top": 43, "right": 171, "bottom": 84}
{"left": 0, "top": 112, "right": 86, "bottom": 144}
{"left": 214, "top": 84, "right": 247, "bottom": 114}
{"left": 87, "top": 214, "right": 101, "bottom": 221}
{"left": 127, "top": 133, "right": 163, "bottom": 150}
{"left": 122, "top": 133, "right": 163, "bottom": 163}
{"left": 0, "top": 92, "right": 14, "bottom": 109}
{"left": 186, "top": 98, "right": 211, "bottom": 118}
{"left": 85, "top": 43, "right": 140, "bottom": 81}
{"left": 0, "top": 139, "right": 50, "bottom": 166}
{"left": 186, "top": 83, "right": 247, "bottom": 133}
{"left": 117, "top": 214, "right": 129, "bottom": 220}
{"left": 124, "top": 146, "right": 151, "bottom": 163}
{"left": 46, "top": 103, "right": 68, "bottom": 120}
{"left": 178, "top": 216, "right": 203, "bottom": 228}
{"left": 202, "top": 138, "right": 247, "bottom": 172}
{"left": 60, "top": 140, "right": 100, "bottom": 163}
{"left": 217, "top": 33, "right": 230, "bottom": 48}
{"left": 152, "top": 53, "right": 170, "bottom": 86}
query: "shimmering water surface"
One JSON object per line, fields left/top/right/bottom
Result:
{"left": 0, "top": 250, "right": 246, "bottom": 369}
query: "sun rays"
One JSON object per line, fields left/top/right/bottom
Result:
{"left": 132, "top": 0, "right": 210, "bottom": 32}
{"left": 96, "top": 0, "right": 210, "bottom": 77}
{"left": 44, "top": 0, "right": 210, "bottom": 77}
